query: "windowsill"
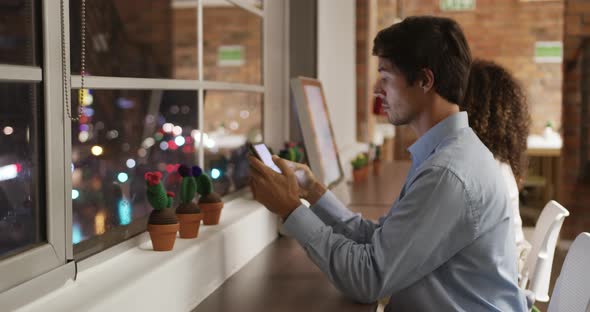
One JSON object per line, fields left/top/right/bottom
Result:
{"left": 16, "top": 195, "right": 279, "bottom": 311}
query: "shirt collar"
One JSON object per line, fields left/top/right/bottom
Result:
{"left": 408, "top": 111, "right": 469, "bottom": 168}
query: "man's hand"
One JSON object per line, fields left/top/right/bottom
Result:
{"left": 248, "top": 155, "right": 302, "bottom": 220}
{"left": 282, "top": 158, "right": 327, "bottom": 205}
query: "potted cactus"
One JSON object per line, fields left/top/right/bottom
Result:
{"left": 176, "top": 165, "right": 202, "bottom": 238}
{"left": 351, "top": 153, "right": 369, "bottom": 182}
{"left": 194, "top": 166, "right": 224, "bottom": 225}
{"left": 145, "top": 171, "right": 179, "bottom": 251}
{"left": 278, "top": 142, "right": 305, "bottom": 163}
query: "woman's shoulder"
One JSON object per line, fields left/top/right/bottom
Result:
{"left": 495, "top": 159, "right": 519, "bottom": 194}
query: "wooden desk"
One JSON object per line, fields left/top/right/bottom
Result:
{"left": 349, "top": 161, "right": 411, "bottom": 206}
{"left": 192, "top": 237, "right": 377, "bottom": 312}
{"left": 526, "top": 147, "right": 560, "bottom": 157}
{"left": 193, "top": 161, "right": 411, "bottom": 312}
{"left": 526, "top": 146, "right": 561, "bottom": 203}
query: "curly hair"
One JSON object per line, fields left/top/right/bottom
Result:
{"left": 461, "top": 59, "right": 531, "bottom": 185}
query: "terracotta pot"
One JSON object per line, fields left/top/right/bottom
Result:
{"left": 352, "top": 166, "right": 369, "bottom": 182}
{"left": 373, "top": 160, "right": 381, "bottom": 176}
{"left": 200, "top": 201, "right": 224, "bottom": 225}
{"left": 147, "top": 223, "right": 179, "bottom": 251}
{"left": 176, "top": 213, "right": 203, "bottom": 238}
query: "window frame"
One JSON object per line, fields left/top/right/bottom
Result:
{"left": 66, "top": 0, "right": 266, "bottom": 259}
{"left": 0, "top": 0, "right": 291, "bottom": 303}
{"left": 0, "top": 0, "right": 70, "bottom": 293}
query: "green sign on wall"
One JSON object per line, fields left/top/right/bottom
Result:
{"left": 535, "top": 42, "right": 563, "bottom": 63}
{"left": 218, "top": 45, "right": 245, "bottom": 67}
{"left": 440, "top": 0, "right": 476, "bottom": 11}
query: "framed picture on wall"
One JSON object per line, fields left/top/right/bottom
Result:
{"left": 290, "top": 77, "right": 345, "bottom": 189}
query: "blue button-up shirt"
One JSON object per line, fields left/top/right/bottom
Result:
{"left": 284, "top": 112, "right": 528, "bottom": 311}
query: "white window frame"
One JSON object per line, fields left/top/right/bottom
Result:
{"left": 0, "top": 0, "right": 70, "bottom": 294}
{"left": 0, "top": 0, "right": 290, "bottom": 308}
{"left": 64, "top": 0, "right": 268, "bottom": 260}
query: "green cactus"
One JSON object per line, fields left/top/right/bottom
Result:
{"left": 146, "top": 181, "right": 170, "bottom": 210}
{"left": 350, "top": 153, "right": 369, "bottom": 170}
{"left": 279, "top": 146, "right": 304, "bottom": 163}
{"left": 180, "top": 177, "right": 197, "bottom": 203}
{"left": 196, "top": 174, "right": 213, "bottom": 196}
{"left": 178, "top": 165, "right": 197, "bottom": 204}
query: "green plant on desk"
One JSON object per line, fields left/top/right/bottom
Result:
{"left": 278, "top": 142, "right": 305, "bottom": 163}
{"left": 351, "top": 153, "right": 369, "bottom": 170}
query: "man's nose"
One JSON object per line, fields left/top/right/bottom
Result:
{"left": 373, "top": 83, "right": 385, "bottom": 98}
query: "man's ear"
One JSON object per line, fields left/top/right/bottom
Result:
{"left": 420, "top": 68, "right": 435, "bottom": 93}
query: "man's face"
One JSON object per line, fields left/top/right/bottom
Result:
{"left": 375, "top": 57, "right": 425, "bottom": 126}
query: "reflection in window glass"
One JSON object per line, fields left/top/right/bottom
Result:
{"left": 203, "top": 5, "right": 262, "bottom": 84}
{"left": 0, "top": 83, "right": 44, "bottom": 258}
{"left": 71, "top": 89, "right": 199, "bottom": 249}
{"left": 203, "top": 91, "right": 262, "bottom": 196}
{"left": 69, "top": 0, "right": 199, "bottom": 79}
{"left": 0, "top": 0, "right": 39, "bottom": 66}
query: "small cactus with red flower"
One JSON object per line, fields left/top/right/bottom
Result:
{"left": 145, "top": 171, "right": 179, "bottom": 251}
{"left": 145, "top": 172, "right": 167, "bottom": 210}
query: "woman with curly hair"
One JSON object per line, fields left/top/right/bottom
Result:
{"left": 462, "top": 59, "right": 532, "bottom": 276}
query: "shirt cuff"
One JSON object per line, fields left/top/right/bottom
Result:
{"left": 311, "top": 190, "right": 355, "bottom": 225}
{"left": 283, "top": 205, "right": 326, "bottom": 246}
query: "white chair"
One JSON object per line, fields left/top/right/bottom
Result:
{"left": 520, "top": 200, "right": 570, "bottom": 302}
{"left": 548, "top": 232, "right": 590, "bottom": 312}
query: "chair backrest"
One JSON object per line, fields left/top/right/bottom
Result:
{"left": 548, "top": 233, "right": 590, "bottom": 312}
{"left": 520, "top": 200, "right": 570, "bottom": 302}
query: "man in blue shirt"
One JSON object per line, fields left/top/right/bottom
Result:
{"left": 249, "top": 16, "right": 527, "bottom": 311}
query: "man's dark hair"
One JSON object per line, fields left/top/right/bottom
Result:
{"left": 372, "top": 16, "right": 472, "bottom": 105}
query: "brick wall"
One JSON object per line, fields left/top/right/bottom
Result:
{"left": 560, "top": 0, "right": 590, "bottom": 239}
{"left": 399, "top": 0, "right": 564, "bottom": 136}
{"left": 173, "top": 7, "right": 262, "bottom": 135}
{"left": 114, "top": 0, "right": 173, "bottom": 77}
{"left": 360, "top": 0, "right": 564, "bottom": 159}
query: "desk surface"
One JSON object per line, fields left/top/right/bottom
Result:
{"left": 526, "top": 147, "right": 561, "bottom": 157}
{"left": 192, "top": 237, "right": 377, "bottom": 312}
{"left": 193, "top": 161, "right": 411, "bottom": 312}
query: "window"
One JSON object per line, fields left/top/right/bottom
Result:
{"left": 68, "top": 0, "right": 265, "bottom": 259}
{"left": 0, "top": 0, "right": 39, "bottom": 66}
{"left": 0, "top": 82, "right": 44, "bottom": 259}
{"left": 203, "top": 5, "right": 263, "bottom": 84}
{"left": 0, "top": 0, "right": 70, "bottom": 294}
{"left": 204, "top": 91, "right": 262, "bottom": 196}
{"left": 71, "top": 89, "right": 201, "bottom": 255}
{"left": 0, "top": 0, "right": 270, "bottom": 296}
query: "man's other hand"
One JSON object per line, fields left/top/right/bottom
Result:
{"left": 283, "top": 159, "right": 327, "bottom": 205}
{"left": 248, "top": 155, "right": 302, "bottom": 220}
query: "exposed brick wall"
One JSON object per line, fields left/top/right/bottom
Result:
{"left": 362, "top": 0, "right": 564, "bottom": 159}
{"left": 173, "top": 7, "right": 262, "bottom": 136}
{"left": 173, "top": 8, "right": 198, "bottom": 80}
{"left": 114, "top": 0, "right": 173, "bottom": 77}
{"left": 398, "top": 0, "right": 564, "bottom": 136}
{"left": 560, "top": 0, "right": 590, "bottom": 239}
